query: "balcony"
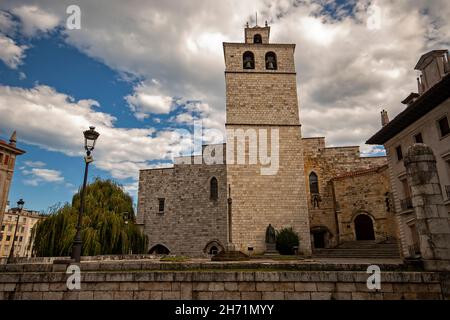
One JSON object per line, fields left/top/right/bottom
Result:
{"left": 400, "top": 197, "right": 413, "bottom": 211}
{"left": 446, "top": 185, "right": 450, "bottom": 200}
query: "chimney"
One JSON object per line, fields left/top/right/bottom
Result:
{"left": 381, "top": 109, "right": 389, "bottom": 127}
{"left": 445, "top": 51, "right": 450, "bottom": 74}
{"left": 9, "top": 130, "right": 17, "bottom": 147}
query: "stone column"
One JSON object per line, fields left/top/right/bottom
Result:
{"left": 404, "top": 144, "right": 450, "bottom": 271}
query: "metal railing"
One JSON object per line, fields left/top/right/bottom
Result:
{"left": 400, "top": 197, "right": 413, "bottom": 211}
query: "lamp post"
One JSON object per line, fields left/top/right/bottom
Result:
{"left": 71, "top": 126, "right": 100, "bottom": 263}
{"left": 8, "top": 199, "right": 25, "bottom": 264}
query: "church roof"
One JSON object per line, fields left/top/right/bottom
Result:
{"left": 366, "top": 72, "right": 450, "bottom": 145}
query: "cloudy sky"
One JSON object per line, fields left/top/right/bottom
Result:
{"left": 0, "top": 0, "right": 449, "bottom": 212}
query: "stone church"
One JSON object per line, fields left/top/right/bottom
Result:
{"left": 137, "top": 24, "right": 397, "bottom": 257}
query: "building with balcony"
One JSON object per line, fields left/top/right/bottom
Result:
{"left": 367, "top": 49, "right": 450, "bottom": 258}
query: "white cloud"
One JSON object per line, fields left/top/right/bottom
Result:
{"left": 23, "top": 160, "right": 46, "bottom": 168}
{"left": 0, "top": 84, "right": 196, "bottom": 181}
{"left": 11, "top": 5, "right": 59, "bottom": 36}
{"left": 23, "top": 166, "right": 64, "bottom": 186}
{"left": 126, "top": 81, "right": 174, "bottom": 116}
{"left": 0, "top": 34, "right": 27, "bottom": 69}
{"left": 0, "top": 10, "right": 16, "bottom": 35}
{"left": 0, "top": 0, "right": 449, "bottom": 154}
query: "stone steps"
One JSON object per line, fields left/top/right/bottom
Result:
{"left": 313, "top": 241, "right": 400, "bottom": 258}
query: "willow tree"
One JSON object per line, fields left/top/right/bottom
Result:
{"left": 31, "top": 178, "right": 148, "bottom": 257}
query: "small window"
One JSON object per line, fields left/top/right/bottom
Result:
{"left": 6, "top": 235, "right": 11, "bottom": 241}
{"left": 158, "top": 198, "right": 165, "bottom": 213}
{"left": 309, "top": 172, "right": 319, "bottom": 194}
{"left": 253, "top": 34, "right": 262, "bottom": 44}
{"left": 0, "top": 153, "right": 3, "bottom": 164}
{"left": 243, "top": 51, "right": 255, "bottom": 69}
{"left": 414, "top": 133, "right": 423, "bottom": 143}
{"left": 265, "top": 52, "right": 277, "bottom": 70}
{"left": 1, "top": 225, "right": 4, "bottom": 231}
{"left": 396, "top": 146, "right": 403, "bottom": 161}
{"left": 4, "top": 155, "right": 9, "bottom": 165}
{"left": 21, "top": 227, "right": 25, "bottom": 233}
{"left": 210, "top": 177, "right": 218, "bottom": 200}
{"left": 19, "top": 236, "right": 23, "bottom": 242}
{"left": 438, "top": 116, "right": 450, "bottom": 137}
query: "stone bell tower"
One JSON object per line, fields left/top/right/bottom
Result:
{"left": 223, "top": 23, "right": 311, "bottom": 255}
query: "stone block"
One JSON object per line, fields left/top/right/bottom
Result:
{"left": 256, "top": 283, "right": 274, "bottom": 291}
{"left": 62, "top": 291, "right": 80, "bottom": 300}
{"left": 285, "top": 292, "right": 311, "bottom": 300}
{"left": 150, "top": 291, "right": 163, "bottom": 300}
{"left": 114, "top": 291, "right": 134, "bottom": 300}
{"left": 21, "top": 292, "right": 43, "bottom": 300}
{"left": 240, "top": 291, "right": 262, "bottom": 300}
{"left": 274, "top": 282, "right": 294, "bottom": 292}
{"left": 255, "top": 272, "right": 280, "bottom": 282}
{"left": 261, "top": 291, "right": 284, "bottom": 300}
{"left": 78, "top": 291, "right": 94, "bottom": 300}
{"left": 134, "top": 291, "right": 151, "bottom": 300}
{"left": 209, "top": 282, "right": 225, "bottom": 291}
{"left": 42, "top": 292, "right": 64, "bottom": 300}
{"left": 316, "top": 282, "right": 335, "bottom": 292}
{"left": 331, "top": 292, "right": 351, "bottom": 300}
{"left": 193, "top": 282, "right": 209, "bottom": 291}
{"left": 105, "top": 273, "right": 134, "bottom": 282}
{"left": 294, "top": 282, "right": 317, "bottom": 292}
{"left": 119, "top": 282, "right": 139, "bottom": 291}
{"left": 310, "top": 292, "right": 332, "bottom": 300}
{"left": 224, "top": 282, "right": 238, "bottom": 291}
{"left": 180, "top": 283, "right": 193, "bottom": 299}
{"left": 238, "top": 282, "right": 256, "bottom": 291}
{"left": 195, "top": 291, "right": 212, "bottom": 300}
{"left": 336, "top": 283, "right": 356, "bottom": 292}
{"left": 94, "top": 291, "right": 114, "bottom": 300}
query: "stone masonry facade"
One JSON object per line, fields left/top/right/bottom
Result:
{"left": 137, "top": 25, "right": 396, "bottom": 257}
{"left": 0, "top": 263, "right": 448, "bottom": 300}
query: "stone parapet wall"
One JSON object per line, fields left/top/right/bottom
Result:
{"left": 0, "top": 268, "right": 448, "bottom": 300}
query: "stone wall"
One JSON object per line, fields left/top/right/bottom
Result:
{"left": 332, "top": 166, "right": 398, "bottom": 243}
{"left": 0, "top": 266, "right": 448, "bottom": 300}
{"left": 226, "top": 126, "right": 311, "bottom": 255}
{"left": 137, "top": 162, "right": 228, "bottom": 257}
{"left": 303, "top": 137, "right": 389, "bottom": 248}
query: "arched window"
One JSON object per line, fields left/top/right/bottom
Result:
{"left": 309, "top": 172, "right": 319, "bottom": 194}
{"left": 253, "top": 34, "right": 262, "bottom": 44}
{"left": 265, "top": 52, "right": 277, "bottom": 70}
{"left": 210, "top": 177, "right": 218, "bottom": 200}
{"left": 243, "top": 51, "right": 255, "bottom": 69}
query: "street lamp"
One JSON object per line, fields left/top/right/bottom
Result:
{"left": 71, "top": 126, "right": 100, "bottom": 263}
{"left": 8, "top": 199, "right": 25, "bottom": 263}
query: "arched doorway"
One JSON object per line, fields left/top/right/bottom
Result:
{"left": 354, "top": 215, "right": 375, "bottom": 240}
{"left": 149, "top": 244, "right": 170, "bottom": 254}
{"left": 203, "top": 240, "right": 225, "bottom": 255}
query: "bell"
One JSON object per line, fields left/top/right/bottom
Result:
{"left": 244, "top": 61, "right": 253, "bottom": 69}
{"left": 267, "top": 61, "right": 274, "bottom": 70}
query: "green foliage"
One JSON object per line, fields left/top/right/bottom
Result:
{"left": 31, "top": 178, "right": 148, "bottom": 257}
{"left": 275, "top": 227, "right": 299, "bottom": 255}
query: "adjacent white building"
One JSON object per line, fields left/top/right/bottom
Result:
{"left": 367, "top": 49, "right": 450, "bottom": 258}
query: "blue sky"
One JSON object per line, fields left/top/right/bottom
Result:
{"left": 0, "top": 1, "right": 449, "bottom": 212}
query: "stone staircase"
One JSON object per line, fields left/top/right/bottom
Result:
{"left": 313, "top": 240, "right": 400, "bottom": 258}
